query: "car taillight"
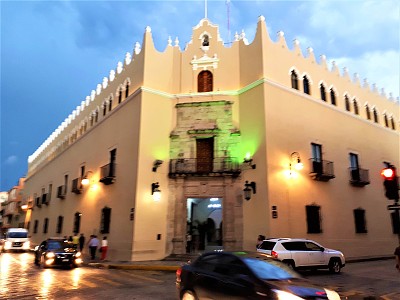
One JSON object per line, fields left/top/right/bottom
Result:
{"left": 271, "top": 251, "right": 278, "bottom": 259}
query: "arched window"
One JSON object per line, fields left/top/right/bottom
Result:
{"left": 353, "top": 99, "right": 359, "bottom": 115}
{"left": 291, "top": 71, "right": 298, "bottom": 90}
{"left": 373, "top": 108, "right": 379, "bottom": 123}
{"left": 95, "top": 110, "right": 99, "bottom": 123}
{"left": 108, "top": 97, "right": 112, "bottom": 112}
{"left": 390, "top": 118, "right": 396, "bottom": 130}
{"left": 198, "top": 70, "right": 213, "bottom": 92}
{"left": 103, "top": 103, "right": 107, "bottom": 116}
{"left": 320, "top": 84, "right": 326, "bottom": 101}
{"left": 202, "top": 34, "right": 209, "bottom": 47}
{"left": 303, "top": 76, "right": 310, "bottom": 95}
{"left": 125, "top": 83, "right": 130, "bottom": 98}
{"left": 384, "top": 114, "right": 389, "bottom": 127}
{"left": 118, "top": 88, "right": 122, "bottom": 104}
{"left": 345, "top": 96, "right": 351, "bottom": 111}
{"left": 365, "top": 105, "right": 371, "bottom": 120}
{"left": 330, "top": 88, "right": 336, "bottom": 105}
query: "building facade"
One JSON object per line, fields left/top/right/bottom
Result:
{"left": 0, "top": 178, "right": 26, "bottom": 233}
{"left": 24, "top": 17, "right": 399, "bottom": 261}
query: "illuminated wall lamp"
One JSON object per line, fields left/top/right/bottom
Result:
{"left": 243, "top": 181, "right": 256, "bottom": 201}
{"left": 290, "top": 152, "right": 304, "bottom": 175}
{"left": 81, "top": 171, "right": 93, "bottom": 186}
{"left": 151, "top": 182, "right": 161, "bottom": 201}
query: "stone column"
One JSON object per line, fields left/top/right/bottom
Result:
{"left": 172, "top": 178, "right": 186, "bottom": 254}
{"left": 222, "top": 176, "right": 238, "bottom": 250}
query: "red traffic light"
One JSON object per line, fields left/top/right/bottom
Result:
{"left": 381, "top": 167, "right": 395, "bottom": 180}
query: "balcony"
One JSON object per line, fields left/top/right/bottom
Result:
{"left": 71, "top": 178, "right": 82, "bottom": 194}
{"left": 169, "top": 157, "right": 241, "bottom": 178}
{"left": 35, "top": 196, "right": 41, "bottom": 208}
{"left": 309, "top": 159, "right": 335, "bottom": 181}
{"left": 349, "top": 167, "right": 370, "bottom": 187}
{"left": 41, "top": 193, "right": 49, "bottom": 205}
{"left": 100, "top": 163, "right": 116, "bottom": 185}
{"left": 57, "top": 185, "right": 66, "bottom": 199}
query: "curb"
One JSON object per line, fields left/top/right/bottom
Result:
{"left": 87, "top": 262, "right": 180, "bottom": 271}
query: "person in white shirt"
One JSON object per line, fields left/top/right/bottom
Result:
{"left": 100, "top": 236, "right": 108, "bottom": 261}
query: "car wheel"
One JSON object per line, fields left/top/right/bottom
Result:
{"left": 282, "top": 260, "right": 295, "bottom": 270}
{"left": 181, "top": 290, "right": 198, "bottom": 300}
{"left": 329, "top": 258, "right": 341, "bottom": 274}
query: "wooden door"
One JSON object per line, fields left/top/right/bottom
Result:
{"left": 196, "top": 138, "right": 214, "bottom": 173}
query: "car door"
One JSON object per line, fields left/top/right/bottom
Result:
{"left": 304, "top": 241, "right": 326, "bottom": 266}
{"left": 282, "top": 242, "right": 310, "bottom": 267}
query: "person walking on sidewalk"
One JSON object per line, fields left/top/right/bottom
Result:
{"left": 88, "top": 235, "right": 100, "bottom": 260}
{"left": 100, "top": 236, "right": 108, "bottom": 261}
{"left": 79, "top": 233, "right": 85, "bottom": 252}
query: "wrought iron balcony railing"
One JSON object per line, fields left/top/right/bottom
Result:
{"left": 100, "top": 163, "right": 116, "bottom": 185}
{"left": 57, "top": 185, "right": 66, "bottom": 199}
{"left": 169, "top": 157, "right": 241, "bottom": 177}
{"left": 309, "top": 158, "right": 335, "bottom": 181}
{"left": 349, "top": 167, "right": 370, "bottom": 186}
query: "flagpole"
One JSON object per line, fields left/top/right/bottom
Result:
{"left": 205, "top": 0, "right": 207, "bottom": 19}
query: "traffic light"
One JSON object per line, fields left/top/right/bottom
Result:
{"left": 381, "top": 165, "right": 399, "bottom": 200}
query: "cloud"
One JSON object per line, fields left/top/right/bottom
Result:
{"left": 332, "top": 50, "right": 400, "bottom": 98}
{"left": 4, "top": 156, "right": 18, "bottom": 165}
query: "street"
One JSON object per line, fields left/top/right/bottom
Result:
{"left": 1, "top": 252, "right": 399, "bottom": 299}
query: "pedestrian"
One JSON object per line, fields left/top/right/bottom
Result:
{"left": 395, "top": 244, "right": 400, "bottom": 272}
{"left": 72, "top": 233, "right": 79, "bottom": 248}
{"left": 100, "top": 236, "right": 108, "bottom": 261}
{"left": 68, "top": 236, "right": 73, "bottom": 242}
{"left": 256, "top": 234, "right": 265, "bottom": 249}
{"left": 88, "top": 235, "right": 100, "bottom": 260}
{"left": 79, "top": 233, "right": 85, "bottom": 252}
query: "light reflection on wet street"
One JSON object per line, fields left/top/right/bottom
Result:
{"left": 0, "top": 252, "right": 176, "bottom": 300}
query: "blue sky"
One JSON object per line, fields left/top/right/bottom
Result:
{"left": 1, "top": 0, "right": 399, "bottom": 191}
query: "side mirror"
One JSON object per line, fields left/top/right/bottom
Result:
{"left": 320, "top": 247, "right": 325, "bottom": 252}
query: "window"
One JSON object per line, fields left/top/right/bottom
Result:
{"left": 118, "top": 89, "right": 122, "bottom": 103}
{"left": 306, "top": 205, "right": 322, "bottom": 233}
{"left": 353, "top": 208, "right": 367, "bottom": 233}
{"left": 390, "top": 117, "right": 396, "bottom": 130}
{"left": 353, "top": 99, "right": 359, "bottom": 115}
{"left": 330, "top": 88, "right": 336, "bottom": 105}
{"left": 306, "top": 206, "right": 322, "bottom": 233}
{"left": 345, "top": 96, "right": 351, "bottom": 111}
{"left": 73, "top": 212, "right": 81, "bottom": 234}
{"left": 95, "top": 110, "right": 99, "bottom": 123}
{"left": 384, "top": 114, "right": 389, "bottom": 127}
{"left": 303, "top": 76, "right": 310, "bottom": 95}
{"left": 34, "top": 220, "right": 39, "bottom": 234}
{"left": 108, "top": 97, "right": 112, "bottom": 112}
{"left": 349, "top": 153, "right": 359, "bottom": 169}
{"left": 56, "top": 216, "right": 63, "bottom": 234}
{"left": 198, "top": 70, "right": 213, "bottom": 92}
{"left": 365, "top": 105, "right": 371, "bottom": 120}
{"left": 43, "top": 218, "right": 49, "bottom": 234}
{"left": 291, "top": 71, "right": 298, "bottom": 90}
{"left": 103, "top": 103, "right": 107, "bottom": 116}
{"left": 64, "top": 174, "right": 68, "bottom": 196}
{"left": 320, "top": 84, "right": 326, "bottom": 101}
{"left": 125, "top": 83, "right": 130, "bottom": 98}
{"left": 100, "top": 207, "right": 112, "bottom": 234}
{"left": 373, "top": 108, "right": 379, "bottom": 123}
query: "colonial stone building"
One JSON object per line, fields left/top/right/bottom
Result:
{"left": 23, "top": 17, "right": 399, "bottom": 261}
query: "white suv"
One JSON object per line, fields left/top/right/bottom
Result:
{"left": 256, "top": 238, "right": 345, "bottom": 273}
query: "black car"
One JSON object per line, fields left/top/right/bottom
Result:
{"left": 34, "top": 238, "right": 83, "bottom": 268}
{"left": 176, "top": 251, "right": 341, "bottom": 300}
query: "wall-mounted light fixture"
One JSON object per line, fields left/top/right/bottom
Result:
{"left": 151, "top": 182, "right": 161, "bottom": 201}
{"left": 243, "top": 154, "right": 256, "bottom": 169}
{"left": 243, "top": 181, "right": 256, "bottom": 201}
{"left": 81, "top": 171, "right": 93, "bottom": 185}
{"left": 290, "top": 152, "right": 304, "bottom": 175}
{"left": 152, "top": 160, "right": 164, "bottom": 172}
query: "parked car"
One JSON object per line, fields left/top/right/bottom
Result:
{"left": 176, "top": 251, "right": 341, "bottom": 300}
{"left": 34, "top": 237, "right": 82, "bottom": 268}
{"left": 256, "top": 238, "right": 345, "bottom": 273}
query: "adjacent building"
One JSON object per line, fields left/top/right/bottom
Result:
{"left": 23, "top": 17, "right": 399, "bottom": 261}
{"left": 0, "top": 178, "right": 26, "bottom": 233}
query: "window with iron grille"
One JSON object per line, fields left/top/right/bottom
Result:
{"left": 43, "top": 218, "right": 49, "bottom": 234}
{"left": 353, "top": 208, "right": 367, "bottom": 233}
{"left": 100, "top": 207, "right": 112, "bottom": 234}
{"left": 56, "top": 216, "right": 64, "bottom": 234}
{"left": 34, "top": 220, "right": 39, "bottom": 234}
{"left": 306, "top": 205, "right": 322, "bottom": 233}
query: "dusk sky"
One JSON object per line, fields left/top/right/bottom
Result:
{"left": 1, "top": 0, "right": 399, "bottom": 192}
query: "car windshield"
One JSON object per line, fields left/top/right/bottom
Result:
{"left": 243, "top": 258, "right": 301, "bottom": 280}
{"left": 8, "top": 232, "right": 28, "bottom": 238}
{"left": 47, "top": 241, "right": 73, "bottom": 250}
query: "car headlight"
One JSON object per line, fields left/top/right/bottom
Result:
{"left": 75, "top": 251, "right": 82, "bottom": 257}
{"left": 273, "top": 290, "right": 304, "bottom": 300}
{"left": 46, "top": 252, "right": 55, "bottom": 258}
{"left": 4, "top": 241, "right": 12, "bottom": 249}
{"left": 324, "top": 289, "right": 341, "bottom": 300}
{"left": 23, "top": 241, "right": 30, "bottom": 248}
